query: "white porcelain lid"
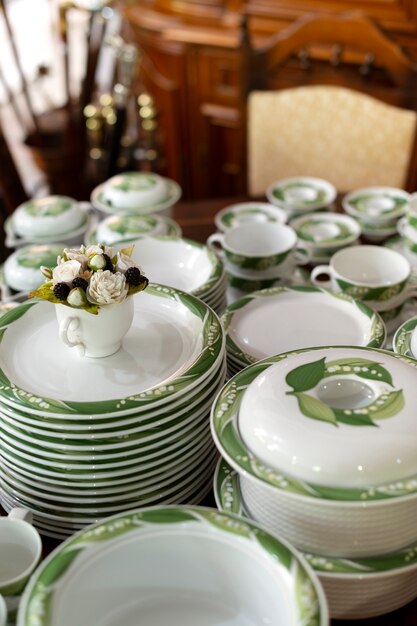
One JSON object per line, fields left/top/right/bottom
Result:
{"left": 266, "top": 177, "right": 336, "bottom": 211}
{"left": 343, "top": 187, "right": 409, "bottom": 220}
{"left": 290, "top": 212, "right": 360, "bottom": 248}
{"left": 12, "top": 196, "right": 85, "bottom": 237}
{"left": 4, "top": 244, "right": 63, "bottom": 292}
{"left": 214, "top": 202, "right": 287, "bottom": 232}
{"left": 238, "top": 346, "right": 417, "bottom": 488}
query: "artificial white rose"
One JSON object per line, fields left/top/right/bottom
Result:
{"left": 63, "top": 246, "right": 88, "bottom": 264}
{"left": 116, "top": 251, "right": 137, "bottom": 273}
{"left": 52, "top": 260, "right": 81, "bottom": 284}
{"left": 86, "top": 270, "right": 128, "bottom": 305}
{"left": 85, "top": 245, "right": 103, "bottom": 257}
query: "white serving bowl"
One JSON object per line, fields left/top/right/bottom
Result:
{"left": 102, "top": 172, "right": 168, "bottom": 210}
{"left": 12, "top": 196, "right": 88, "bottom": 238}
{"left": 17, "top": 506, "right": 328, "bottom": 626}
{"left": 211, "top": 345, "right": 417, "bottom": 557}
{"left": 3, "top": 244, "right": 62, "bottom": 293}
{"left": 214, "top": 458, "right": 417, "bottom": 620}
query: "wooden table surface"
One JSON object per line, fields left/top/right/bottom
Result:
{"left": 1, "top": 197, "right": 417, "bottom": 626}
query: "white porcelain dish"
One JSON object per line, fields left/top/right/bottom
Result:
{"left": 91, "top": 176, "right": 182, "bottom": 216}
{"left": 290, "top": 212, "right": 360, "bottom": 249}
{"left": 3, "top": 244, "right": 63, "bottom": 293}
{"left": 214, "top": 202, "right": 287, "bottom": 232}
{"left": 342, "top": 187, "right": 409, "bottom": 224}
{"left": 221, "top": 286, "right": 385, "bottom": 369}
{"left": 266, "top": 177, "right": 336, "bottom": 214}
{"left": 393, "top": 316, "right": 417, "bottom": 358}
{"left": 17, "top": 505, "right": 328, "bottom": 626}
{"left": 12, "top": 196, "right": 88, "bottom": 238}
{"left": 87, "top": 214, "right": 182, "bottom": 245}
{"left": 211, "top": 345, "right": 417, "bottom": 557}
{"left": 214, "top": 458, "right": 417, "bottom": 621}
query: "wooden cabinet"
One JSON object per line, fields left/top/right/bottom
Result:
{"left": 122, "top": 0, "right": 417, "bottom": 199}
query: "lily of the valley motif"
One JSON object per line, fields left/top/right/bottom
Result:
{"left": 285, "top": 356, "right": 404, "bottom": 427}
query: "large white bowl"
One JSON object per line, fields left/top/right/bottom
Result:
{"left": 214, "top": 459, "right": 417, "bottom": 620}
{"left": 211, "top": 345, "right": 417, "bottom": 557}
{"left": 17, "top": 506, "right": 328, "bottom": 626}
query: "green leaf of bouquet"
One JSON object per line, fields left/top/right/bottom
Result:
{"left": 370, "top": 389, "right": 405, "bottom": 420}
{"left": 286, "top": 357, "right": 326, "bottom": 392}
{"left": 127, "top": 279, "right": 149, "bottom": 298}
{"left": 29, "top": 282, "right": 60, "bottom": 304}
{"left": 294, "top": 392, "right": 337, "bottom": 425}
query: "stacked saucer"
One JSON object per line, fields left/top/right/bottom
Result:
{"left": 131, "top": 236, "right": 227, "bottom": 314}
{"left": 211, "top": 345, "right": 417, "bottom": 619}
{"left": 0, "top": 285, "right": 225, "bottom": 538}
{"left": 221, "top": 286, "right": 386, "bottom": 376}
{"left": 342, "top": 186, "right": 409, "bottom": 242}
{"left": 266, "top": 176, "right": 336, "bottom": 219}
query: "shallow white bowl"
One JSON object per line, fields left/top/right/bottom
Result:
{"left": 17, "top": 506, "right": 328, "bottom": 626}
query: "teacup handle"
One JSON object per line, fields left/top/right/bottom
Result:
{"left": 294, "top": 246, "right": 313, "bottom": 266}
{"left": 0, "top": 594, "right": 7, "bottom": 626}
{"left": 77, "top": 201, "right": 93, "bottom": 213}
{"left": 8, "top": 507, "right": 32, "bottom": 524}
{"left": 206, "top": 233, "right": 225, "bottom": 257}
{"left": 59, "top": 316, "right": 86, "bottom": 356}
{"left": 310, "top": 264, "right": 333, "bottom": 288}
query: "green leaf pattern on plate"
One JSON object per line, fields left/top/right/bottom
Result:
{"left": 225, "top": 248, "right": 290, "bottom": 271}
{"left": 335, "top": 278, "right": 406, "bottom": 302}
{"left": 16, "top": 247, "right": 62, "bottom": 269}
{"left": 296, "top": 219, "right": 352, "bottom": 244}
{"left": 108, "top": 215, "right": 158, "bottom": 234}
{"left": 24, "top": 198, "right": 72, "bottom": 217}
{"left": 22, "top": 507, "right": 323, "bottom": 626}
{"left": 349, "top": 194, "right": 407, "bottom": 215}
{"left": 273, "top": 183, "right": 327, "bottom": 207}
{"left": 112, "top": 173, "right": 158, "bottom": 192}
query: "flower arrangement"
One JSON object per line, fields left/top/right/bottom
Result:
{"left": 30, "top": 244, "right": 148, "bottom": 314}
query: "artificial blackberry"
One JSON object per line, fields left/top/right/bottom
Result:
{"left": 125, "top": 266, "right": 147, "bottom": 286}
{"left": 103, "top": 254, "right": 114, "bottom": 272}
{"left": 72, "top": 277, "right": 88, "bottom": 291}
{"left": 53, "top": 282, "right": 71, "bottom": 301}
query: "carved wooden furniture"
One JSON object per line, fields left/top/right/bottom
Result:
{"left": 122, "top": 1, "right": 417, "bottom": 199}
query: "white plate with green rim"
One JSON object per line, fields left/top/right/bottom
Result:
{"left": 266, "top": 177, "right": 336, "bottom": 212}
{"left": 211, "top": 345, "right": 417, "bottom": 556}
{"left": 3, "top": 244, "right": 63, "bottom": 292}
{"left": 290, "top": 213, "right": 360, "bottom": 249}
{"left": 342, "top": 187, "right": 409, "bottom": 222}
{"left": 214, "top": 457, "right": 417, "bottom": 620}
{"left": 91, "top": 177, "right": 182, "bottom": 216}
{"left": 214, "top": 202, "right": 287, "bottom": 232}
{"left": 393, "top": 316, "right": 417, "bottom": 358}
{"left": 16, "top": 505, "right": 328, "bottom": 626}
{"left": 0, "top": 357, "right": 226, "bottom": 432}
{"left": 0, "top": 285, "right": 224, "bottom": 418}
{"left": 86, "top": 214, "right": 182, "bottom": 246}
{"left": 221, "top": 286, "right": 386, "bottom": 368}
{"left": 131, "top": 236, "right": 224, "bottom": 297}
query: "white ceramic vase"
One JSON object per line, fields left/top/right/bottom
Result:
{"left": 55, "top": 296, "right": 134, "bottom": 358}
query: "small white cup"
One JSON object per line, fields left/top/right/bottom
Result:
{"left": 55, "top": 296, "right": 134, "bottom": 358}
{"left": 311, "top": 245, "right": 417, "bottom": 313}
{"left": 0, "top": 508, "right": 42, "bottom": 619}
{"left": 207, "top": 222, "right": 310, "bottom": 278}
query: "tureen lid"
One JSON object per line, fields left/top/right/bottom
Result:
{"left": 238, "top": 346, "right": 417, "bottom": 489}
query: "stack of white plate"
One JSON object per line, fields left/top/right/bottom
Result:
{"left": 221, "top": 286, "right": 386, "bottom": 377}
{"left": 0, "top": 285, "right": 225, "bottom": 538}
{"left": 211, "top": 345, "right": 417, "bottom": 619}
{"left": 131, "top": 236, "right": 227, "bottom": 314}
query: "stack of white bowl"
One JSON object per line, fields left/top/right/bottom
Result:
{"left": 342, "top": 186, "right": 409, "bottom": 242}
{"left": 0, "top": 284, "right": 225, "bottom": 538}
{"left": 221, "top": 286, "right": 386, "bottom": 377}
{"left": 266, "top": 176, "right": 337, "bottom": 219}
{"left": 128, "top": 236, "right": 227, "bottom": 314}
{"left": 211, "top": 345, "right": 417, "bottom": 619}
{"left": 90, "top": 171, "right": 182, "bottom": 218}
{"left": 16, "top": 505, "right": 329, "bottom": 626}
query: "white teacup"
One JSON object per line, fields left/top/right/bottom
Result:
{"left": 0, "top": 595, "right": 6, "bottom": 626}
{"left": 55, "top": 297, "right": 134, "bottom": 358}
{"left": 207, "top": 222, "right": 310, "bottom": 278}
{"left": 0, "top": 508, "right": 42, "bottom": 619}
{"left": 311, "top": 245, "right": 417, "bottom": 314}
